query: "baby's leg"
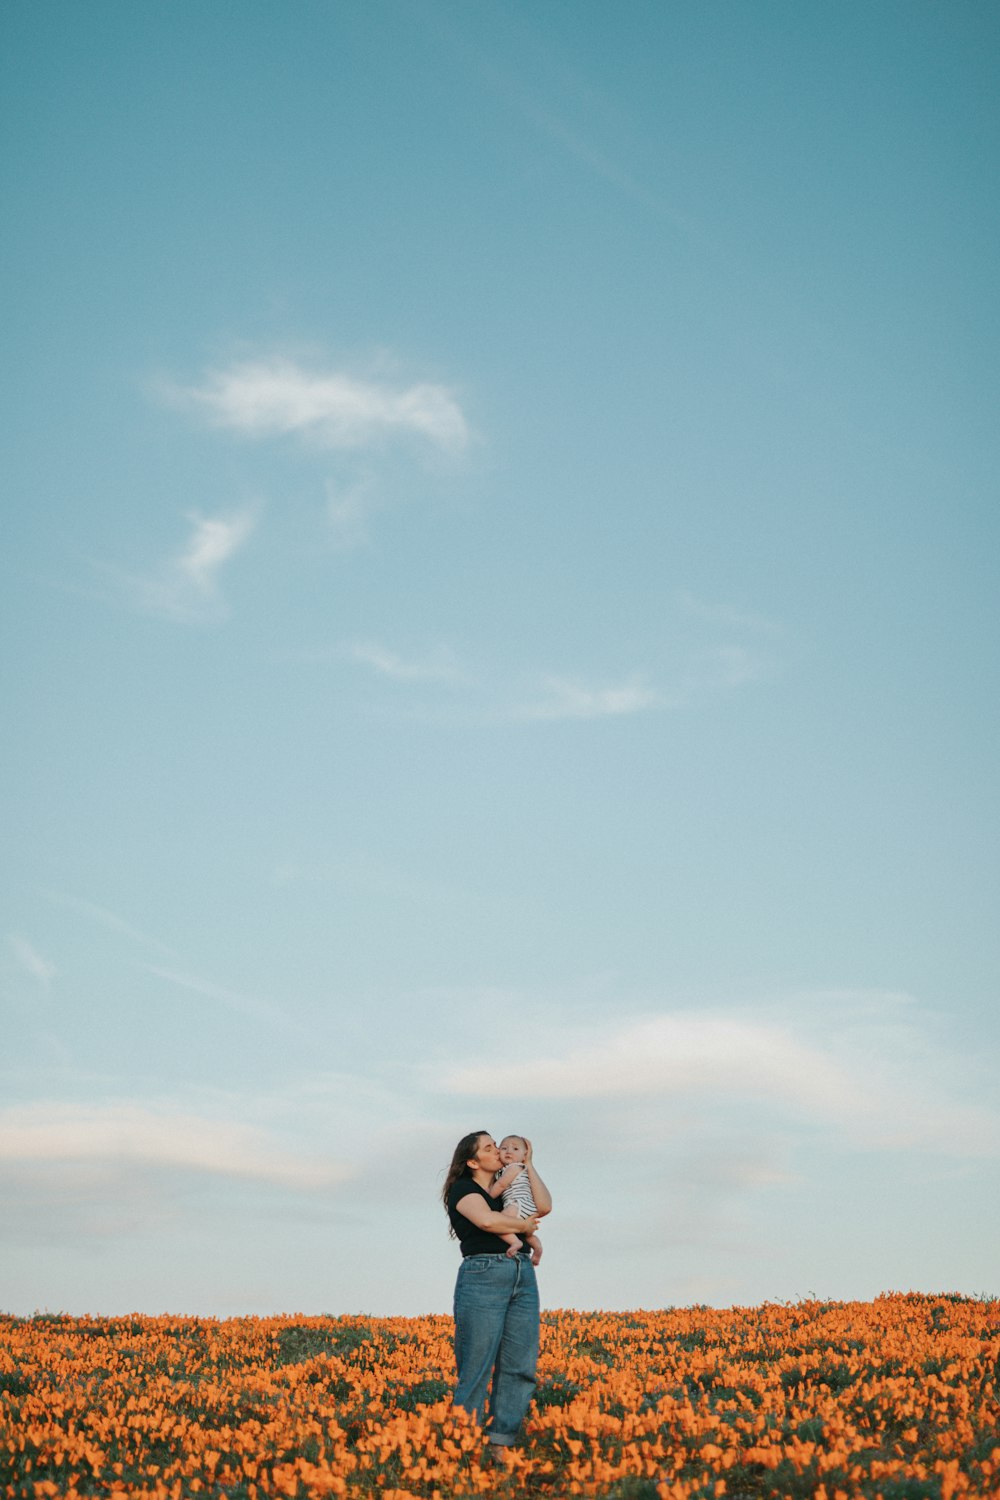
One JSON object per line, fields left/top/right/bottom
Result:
{"left": 501, "top": 1231, "right": 523, "bottom": 1258}
{"left": 524, "top": 1233, "right": 543, "bottom": 1266}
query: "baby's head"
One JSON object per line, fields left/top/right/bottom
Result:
{"left": 499, "top": 1135, "right": 528, "bottom": 1166}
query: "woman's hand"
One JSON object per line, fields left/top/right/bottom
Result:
{"left": 521, "top": 1137, "right": 534, "bottom": 1166}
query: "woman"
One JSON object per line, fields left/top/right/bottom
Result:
{"left": 442, "top": 1131, "right": 552, "bottom": 1456}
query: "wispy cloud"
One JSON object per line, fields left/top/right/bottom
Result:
{"left": 504, "top": 596, "right": 777, "bottom": 722}
{"left": 143, "top": 964, "right": 306, "bottom": 1035}
{"left": 0, "top": 1101, "right": 346, "bottom": 1190}
{"left": 325, "top": 474, "right": 380, "bottom": 549}
{"left": 147, "top": 353, "right": 470, "bottom": 560}
{"left": 42, "top": 892, "right": 175, "bottom": 955}
{"left": 687, "top": 644, "right": 769, "bottom": 690}
{"left": 675, "top": 591, "right": 781, "bottom": 636}
{"left": 343, "top": 639, "right": 467, "bottom": 684}
{"left": 514, "top": 672, "right": 658, "bottom": 721}
{"left": 175, "top": 358, "right": 470, "bottom": 453}
{"left": 269, "top": 852, "right": 471, "bottom": 915}
{"left": 114, "top": 507, "right": 258, "bottom": 623}
{"left": 418, "top": 3, "right": 706, "bottom": 246}
{"left": 176, "top": 510, "right": 256, "bottom": 591}
{"left": 277, "top": 633, "right": 772, "bottom": 727}
{"left": 8, "top": 936, "right": 56, "bottom": 985}
{"left": 670, "top": 592, "right": 782, "bottom": 697}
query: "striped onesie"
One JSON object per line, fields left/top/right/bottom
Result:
{"left": 496, "top": 1165, "right": 537, "bottom": 1220}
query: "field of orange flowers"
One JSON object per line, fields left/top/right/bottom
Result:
{"left": 1, "top": 1294, "right": 997, "bottom": 1500}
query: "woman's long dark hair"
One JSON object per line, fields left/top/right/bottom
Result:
{"left": 442, "top": 1130, "right": 489, "bottom": 1234}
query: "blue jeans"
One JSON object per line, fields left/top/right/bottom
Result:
{"left": 452, "top": 1252, "right": 540, "bottom": 1445}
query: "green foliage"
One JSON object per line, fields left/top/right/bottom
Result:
{"left": 795, "top": 1417, "right": 825, "bottom": 1442}
{"left": 387, "top": 1376, "right": 451, "bottom": 1411}
{"left": 575, "top": 1336, "right": 616, "bottom": 1364}
{"left": 273, "top": 1321, "right": 372, "bottom": 1366}
{"left": 672, "top": 1328, "right": 708, "bottom": 1352}
{"left": 781, "top": 1359, "right": 855, "bottom": 1393}
{"left": 534, "top": 1376, "right": 584, "bottom": 1408}
{"left": 599, "top": 1480, "right": 664, "bottom": 1499}
{"left": 871, "top": 1478, "right": 944, "bottom": 1500}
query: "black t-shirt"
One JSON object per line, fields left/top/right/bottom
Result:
{"left": 447, "top": 1176, "right": 518, "bottom": 1257}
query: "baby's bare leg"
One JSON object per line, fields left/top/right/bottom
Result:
{"left": 524, "top": 1233, "right": 543, "bottom": 1266}
{"left": 501, "top": 1231, "right": 523, "bottom": 1258}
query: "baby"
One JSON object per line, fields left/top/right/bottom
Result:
{"left": 489, "top": 1134, "right": 543, "bottom": 1265}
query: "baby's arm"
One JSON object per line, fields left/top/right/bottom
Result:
{"left": 488, "top": 1163, "right": 524, "bottom": 1199}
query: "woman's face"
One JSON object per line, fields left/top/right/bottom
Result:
{"left": 469, "top": 1134, "right": 502, "bottom": 1174}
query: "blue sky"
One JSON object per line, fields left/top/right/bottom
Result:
{"left": 2, "top": 0, "right": 998, "bottom": 1317}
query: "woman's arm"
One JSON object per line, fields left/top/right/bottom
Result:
{"left": 521, "top": 1139, "right": 552, "bottom": 1216}
{"left": 454, "top": 1192, "right": 539, "bottom": 1237}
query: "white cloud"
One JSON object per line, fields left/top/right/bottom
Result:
{"left": 442, "top": 999, "right": 1000, "bottom": 1160}
{"left": 178, "top": 358, "right": 469, "bottom": 452}
{"left": 0, "top": 1101, "right": 346, "bottom": 1190}
{"left": 177, "top": 510, "right": 255, "bottom": 591}
{"left": 344, "top": 639, "right": 466, "bottom": 684}
{"left": 4, "top": 999, "right": 997, "bottom": 1309}
{"left": 515, "top": 672, "right": 658, "bottom": 721}
{"left": 8, "top": 935, "right": 57, "bottom": 984}
{"left": 447, "top": 1013, "right": 854, "bottom": 1110}
{"left": 117, "top": 507, "right": 258, "bottom": 622}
